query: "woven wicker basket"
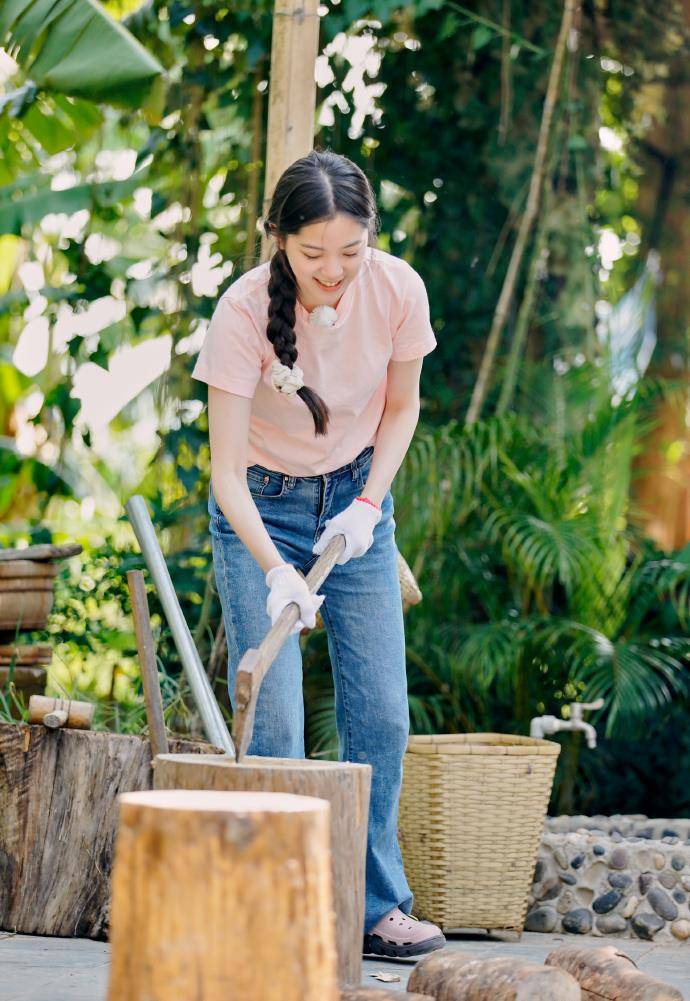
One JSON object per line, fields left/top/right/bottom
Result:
{"left": 398, "top": 733, "right": 560, "bottom": 933}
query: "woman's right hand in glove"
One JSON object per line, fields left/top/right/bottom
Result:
{"left": 265, "top": 564, "right": 325, "bottom": 634}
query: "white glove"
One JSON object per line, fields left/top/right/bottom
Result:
{"left": 265, "top": 564, "right": 325, "bottom": 634}
{"left": 312, "top": 497, "right": 382, "bottom": 566}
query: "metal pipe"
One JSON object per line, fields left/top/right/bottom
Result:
{"left": 125, "top": 495, "right": 234, "bottom": 756}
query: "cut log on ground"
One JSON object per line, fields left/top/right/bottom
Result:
{"left": 407, "top": 948, "right": 581, "bottom": 1000}
{"left": 341, "top": 992, "right": 431, "bottom": 1000}
{"left": 28, "top": 694, "right": 94, "bottom": 730}
{"left": 545, "top": 944, "right": 684, "bottom": 1000}
{"left": 0, "top": 722, "right": 221, "bottom": 938}
{"left": 154, "top": 752, "right": 371, "bottom": 989}
{"left": 107, "top": 789, "right": 338, "bottom": 1001}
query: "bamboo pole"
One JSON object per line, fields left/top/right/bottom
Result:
{"left": 260, "top": 0, "right": 321, "bottom": 262}
{"left": 465, "top": 0, "right": 577, "bottom": 425}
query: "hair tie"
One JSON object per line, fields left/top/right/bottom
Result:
{"left": 270, "top": 360, "right": 304, "bottom": 396}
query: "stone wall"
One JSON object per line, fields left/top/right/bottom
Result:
{"left": 526, "top": 815, "right": 690, "bottom": 941}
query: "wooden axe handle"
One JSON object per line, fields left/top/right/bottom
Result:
{"left": 233, "top": 534, "right": 345, "bottom": 759}
{"left": 127, "top": 569, "right": 169, "bottom": 759}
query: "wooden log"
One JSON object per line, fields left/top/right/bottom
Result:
{"left": 545, "top": 944, "right": 684, "bottom": 1000}
{"left": 0, "top": 723, "right": 221, "bottom": 938}
{"left": 0, "top": 643, "right": 52, "bottom": 664}
{"left": 0, "top": 561, "right": 59, "bottom": 579}
{"left": 154, "top": 752, "right": 371, "bottom": 989}
{"left": 407, "top": 948, "right": 581, "bottom": 1000}
{"left": 28, "top": 695, "right": 94, "bottom": 730}
{"left": 0, "top": 543, "right": 82, "bottom": 562}
{"left": 107, "top": 789, "right": 338, "bottom": 1001}
{"left": 341, "top": 992, "right": 430, "bottom": 1001}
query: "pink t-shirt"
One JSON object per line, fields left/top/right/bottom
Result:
{"left": 191, "top": 247, "right": 436, "bottom": 476}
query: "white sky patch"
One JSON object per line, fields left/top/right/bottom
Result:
{"left": 18, "top": 261, "right": 45, "bottom": 292}
{"left": 599, "top": 126, "right": 624, "bottom": 153}
{"left": 133, "top": 187, "right": 152, "bottom": 219}
{"left": 318, "top": 30, "right": 385, "bottom": 138}
{"left": 13, "top": 317, "right": 49, "bottom": 377}
{"left": 84, "top": 233, "right": 121, "bottom": 265}
{"left": 0, "top": 48, "right": 18, "bottom": 86}
{"left": 53, "top": 297, "right": 127, "bottom": 352}
{"left": 153, "top": 202, "right": 190, "bottom": 233}
{"left": 175, "top": 319, "right": 208, "bottom": 356}
{"left": 72, "top": 335, "right": 172, "bottom": 430}
{"left": 92, "top": 148, "right": 137, "bottom": 182}
{"left": 191, "top": 245, "right": 234, "bottom": 297}
{"left": 51, "top": 170, "right": 81, "bottom": 191}
{"left": 40, "top": 209, "right": 90, "bottom": 241}
{"left": 598, "top": 229, "right": 624, "bottom": 270}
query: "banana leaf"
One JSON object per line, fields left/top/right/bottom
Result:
{"left": 1, "top": 0, "right": 164, "bottom": 107}
{"left": 0, "top": 171, "right": 142, "bottom": 234}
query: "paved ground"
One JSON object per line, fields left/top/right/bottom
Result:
{"left": 1, "top": 930, "right": 688, "bottom": 998}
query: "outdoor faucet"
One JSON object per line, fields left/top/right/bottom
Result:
{"left": 530, "top": 699, "right": 604, "bottom": 749}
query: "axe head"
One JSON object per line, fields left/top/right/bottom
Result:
{"left": 232, "top": 647, "right": 261, "bottom": 762}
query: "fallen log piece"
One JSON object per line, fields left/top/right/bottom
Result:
{"left": 0, "top": 543, "right": 82, "bottom": 562}
{"left": 545, "top": 944, "right": 683, "bottom": 1000}
{"left": 28, "top": 694, "right": 94, "bottom": 730}
{"left": 0, "top": 722, "right": 222, "bottom": 938}
{"left": 107, "top": 790, "right": 338, "bottom": 1001}
{"left": 0, "top": 643, "right": 53, "bottom": 664}
{"left": 154, "top": 752, "right": 370, "bottom": 989}
{"left": 407, "top": 948, "right": 581, "bottom": 1000}
{"left": 341, "top": 991, "right": 431, "bottom": 1000}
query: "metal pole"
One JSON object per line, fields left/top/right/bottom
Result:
{"left": 124, "top": 495, "right": 234, "bottom": 756}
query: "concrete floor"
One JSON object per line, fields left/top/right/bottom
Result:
{"left": 1, "top": 930, "right": 689, "bottom": 999}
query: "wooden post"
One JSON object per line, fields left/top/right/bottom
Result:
{"left": 154, "top": 752, "right": 370, "bottom": 989}
{"left": 107, "top": 789, "right": 338, "bottom": 1001}
{"left": 126, "top": 569, "right": 169, "bottom": 758}
{"left": 260, "top": 0, "right": 321, "bottom": 260}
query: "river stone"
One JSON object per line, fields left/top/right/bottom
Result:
{"left": 608, "top": 872, "right": 632, "bottom": 890}
{"left": 562, "top": 908, "right": 593, "bottom": 934}
{"left": 622, "top": 895, "right": 639, "bottom": 918}
{"left": 662, "top": 828, "right": 680, "bottom": 839}
{"left": 593, "top": 890, "right": 622, "bottom": 914}
{"left": 596, "top": 914, "right": 628, "bottom": 934}
{"left": 653, "top": 852, "right": 665, "bottom": 870}
{"left": 554, "top": 849, "right": 568, "bottom": 869}
{"left": 659, "top": 871, "right": 678, "bottom": 890}
{"left": 671, "top": 854, "right": 686, "bottom": 871}
{"left": 609, "top": 847, "right": 628, "bottom": 869}
{"left": 593, "top": 844, "right": 605, "bottom": 856}
{"left": 648, "top": 886, "right": 678, "bottom": 920}
{"left": 681, "top": 875, "right": 690, "bottom": 892}
{"left": 533, "top": 859, "right": 544, "bottom": 883}
{"left": 524, "top": 906, "right": 558, "bottom": 933}
{"left": 559, "top": 872, "right": 576, "bottom": 885}
{"left": 631, "top": 913, "right": 665, "bottom": 940}
{"left": 671, "top": 919, "right": 690, "bottom": 940}
{"left": 639, "top": 872, "right": 655, "bottom": 895}
{"left": 557, "top": 890, "right": 574, "bottom": 915}
{"left": 638, "top": 826, "right": 654, "bottom": 839}
{"left": 538, "top": 877, "right": 561, "bottom": 901}
{"left": 570, "top": 853, "right": 585, "bottom": 869}
{"left": 673, "top": 890, "right": 686, "bottom": 904}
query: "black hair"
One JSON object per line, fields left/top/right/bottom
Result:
{"left": 263, "top": 149, "right": 379, "bottom": 435}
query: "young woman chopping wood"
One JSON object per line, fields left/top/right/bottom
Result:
{"left": 192, "top": 149, "right": 445, "bottom": 960}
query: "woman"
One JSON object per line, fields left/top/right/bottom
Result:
{"left": 192, "top": 149, "right": 444, "bottom": 959}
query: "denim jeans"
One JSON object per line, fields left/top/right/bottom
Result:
{"left": 208, "top": 445, "right": 413, "bottom": 931}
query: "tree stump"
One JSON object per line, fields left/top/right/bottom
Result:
{"left": 407, "top": 948, "right": 581, "bottom": 1000}
{"left": 0, "top": 722, "right": 220, "bottom": 938}
{"left": 154, "top": 752, "right": 370, "bottom": 989}
{"left": 545, "top": 944, "right": 684, "bottom": 1000}
{"left": 107, "top": 789, "right": 338, "bottom": 1001}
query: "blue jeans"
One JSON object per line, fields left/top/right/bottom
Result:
{"left": 208, "top": 445, "right": 413, "bottom": 931}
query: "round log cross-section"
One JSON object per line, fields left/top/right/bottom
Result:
{"left": 107, "top": 789, "right": 338, "bottom": 1001}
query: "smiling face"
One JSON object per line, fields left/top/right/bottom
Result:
{"left": 280, "top": 213, "right": 369, "bottom": 312}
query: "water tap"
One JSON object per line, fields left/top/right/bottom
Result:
{"left": 530, "top": 699, "right": 604, "bottom": 748}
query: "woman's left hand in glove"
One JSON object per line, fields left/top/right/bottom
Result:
{"left": 312, "top": 497, "right": 382, "bottom": 566}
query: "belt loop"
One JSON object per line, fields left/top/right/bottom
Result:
{"left": 350, "top": 458, "right": 358, "bottom": 481}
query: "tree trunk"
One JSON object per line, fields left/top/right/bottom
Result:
{"left": 545, "top": 944, "right": 684, "bottom": 1000}
{"left": 0, "top": 722, "right": 220, "bottom": 938}
{"left": 107, "top": 789, "right": 338, "bottom": 1001}
{"left": 408, "top": 950, "right": 580, "bottom": 1000}
{"left": 154, "top": 752, "right": 371, "bottom": 989}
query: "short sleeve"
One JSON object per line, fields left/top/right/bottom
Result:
{"left": 391, "top": 267, "right": 437, "bottom": 362}
{"left": 191, "top": 295, "right": 266, "bottom": 398}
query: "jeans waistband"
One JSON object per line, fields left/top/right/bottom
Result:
{"left": 250, "top": 445, "right": 374, "bottom": 482}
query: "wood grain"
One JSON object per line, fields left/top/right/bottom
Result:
{"left": 545, "top": 944, "right": 684, "bottom": 1000}
{"left": 107, "top": 789, "right": 338, "bottom": 1001}
{"left": 154, "top": 752, "right": 371, "bottom": 989}
{"left": 408, "top": 949, "right": 581, "bottom": 1000}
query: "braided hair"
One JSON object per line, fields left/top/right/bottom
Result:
{"left": 264, "top": 150, "right": 378, "bottom": 436}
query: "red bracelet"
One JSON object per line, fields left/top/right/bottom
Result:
{"left": 356, "top": 495, "right": 381, "bottom": 511}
